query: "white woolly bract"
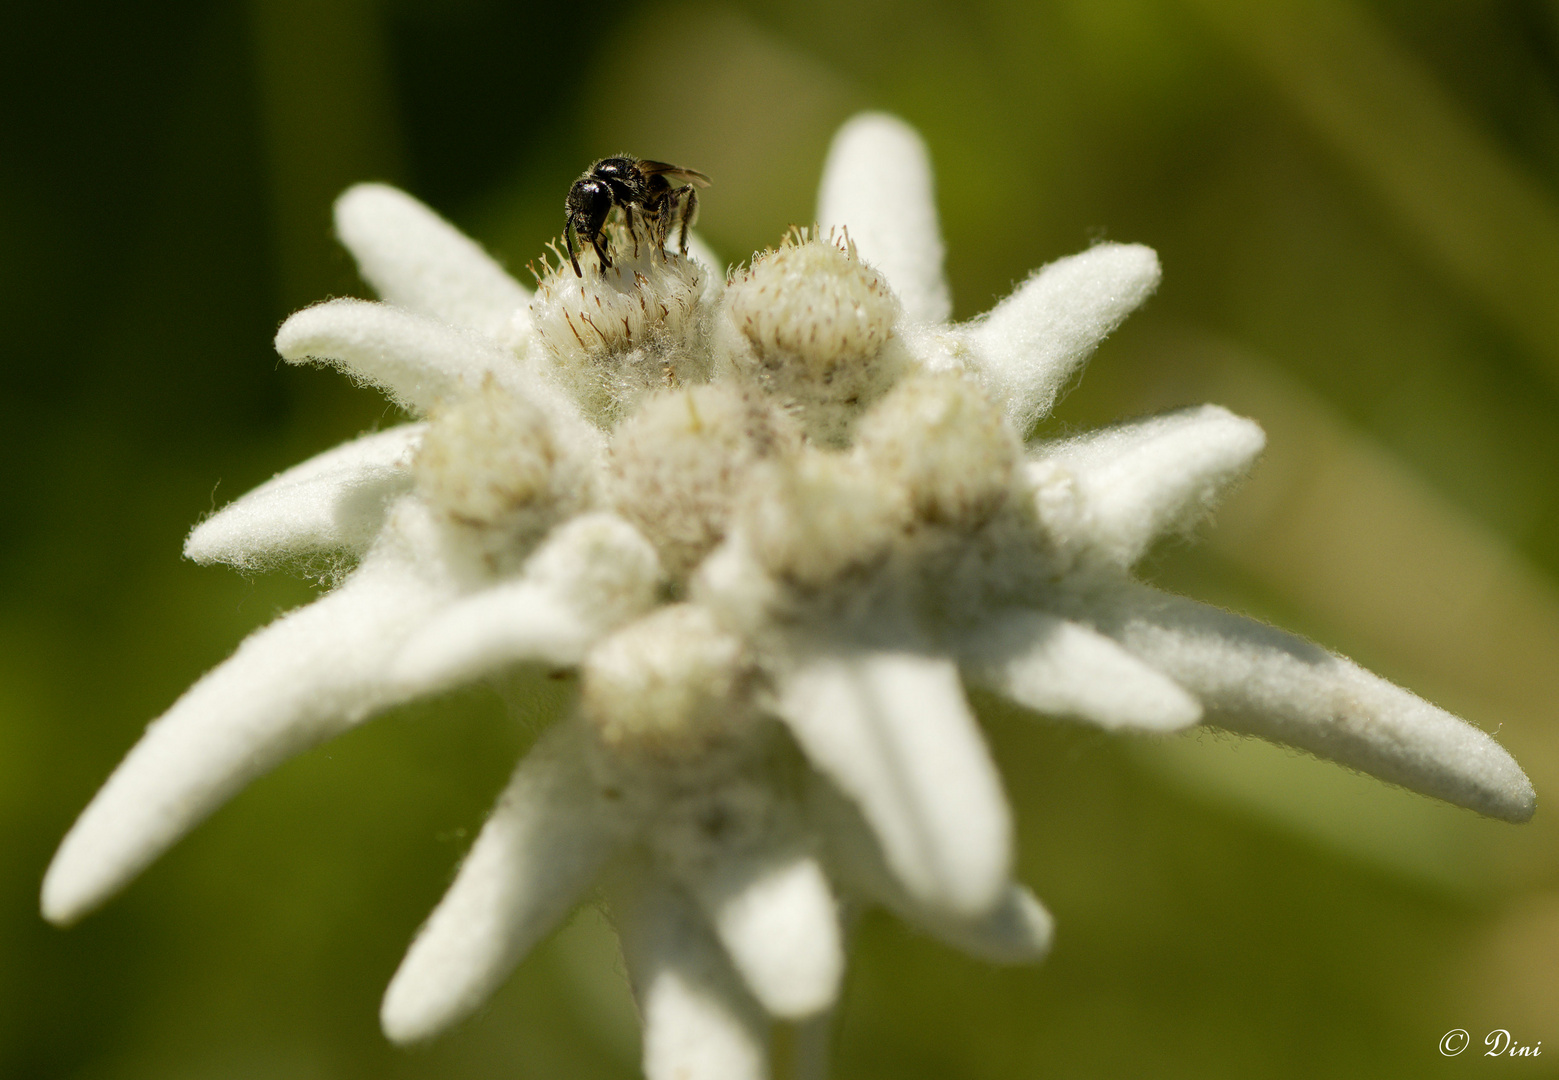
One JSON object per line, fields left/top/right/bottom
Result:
{"left": 274, "top": 300, "right": 605, "bottom": 475}
{"left": 684, "top": 846, "right": 842, "bottom": 1020}
{"left": 813, "top": 779, "right": 1052, "bottom": 964}
{"left": 818, "top": 113, "right": 951, "bottom": 324}
{"left": 970, "top": 243, "right": 1161, "bottom": 434}
{"left": 43, "top": 499, "right": 463, "bottom": 925}
{"left": 959, "top": 607, "right": 1201, "bottom": 731}
{"left": 1084, "top": 585, "right": 1537, "bottom": 822}
{"left": 276, "top": 299, "right": 520, "bottom": 415}
{"left": 392, "top": 512, "right": 661, "bottom": 696}
{"left": 381, "top": 723, "right": 625, "bottom": 1043}
{"left": 925, "top": 885, "right": 1055, "bottom": 964}
{"left": 776, "top": 650, "right": 1011, "bottom": 917}
{"left": 335, "top": 183, "right": 533, "bottom": 349}
{"left": 184, "top": 423, "right": 423, "bottom": 570}
{"left": 617, "top": 875, "right": 770, "bottom": 1080}
{"left": 1027, "top": 404, "right": 1266, "bottom": 568}
{"left": 680, "top": 231, "right": 725, "bottom": 278}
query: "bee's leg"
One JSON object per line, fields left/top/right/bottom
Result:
{"left": 637, "top": 197, "right": 660, "bottom": 257}
{"left": 623, "top": 202, "right": 641, "bottom": 258}
{"left": 592, "top": 233, "right": 612, "bottom": 271}
{"left": 677, "top": 187, "right": 699, "bottom": 255}
{"left": 566, "top": 225, "right": 583, "bottom": 277}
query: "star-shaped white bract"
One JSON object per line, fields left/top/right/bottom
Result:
{"left": 43, "top": 113, "right": 1534, "bottom": 1080}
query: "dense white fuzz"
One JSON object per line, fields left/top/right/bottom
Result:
{"left": 608, "top": 384, "right": 799, "bottom": 580}
{"left": 382, "top": 723, "right": 626, "bottom": 1043}
{"left": 923, "top": 884, "right": 1055, "bottom": 963}
{"left": 717, "top": 233, "right": 908, "bottom": 445}
{"left": 394, "top": 512, "right": 661, "bottom": 695}
{"left": 185, "top": 424, "right": 423, "bottom": 570}
{"left": 275, "top": 299, "right": 604, "bottom": 461}
{"left": 413, "top": 379, "right": 595, "bottom": 568}
{"left": 581, "top": 604, "right": 752, "bottom": 762}
{"left": 335, "top": 183, "right": 532, "bottom": 348}
{"left": 530, "top": 232, "right": 715, "bottom": 427}
{"left": 854, "top": 372, "right": 1021, "bottom": 532}
{"left": 1028, "top": 405, "right": 1266, "bottom": 569}
{"left": 817, "top": 112, "right": 951, "bottom": 324}
{"left": 43, "top": 500, "right": 460, "bottom": 925}
{"left": 960, "top": 608, "right": 1201, "bottom": 731}
{"left": 970, "top": 243, "right": 1161, "bottom": 434}
{"left": 617, "top": 876, "right": 771, "bottom": 1080}
{"left": 1087, "top": 586, "right": 1537, "bottom": 822}
{"left": 777, "top": 650, "right": 1011, "bottom": 916}
{"left": 685, "top": 848, "right": 843, "bottom": 1020}
{"left": 276, "top": 299, "right": 518, "bottom": 415}
{"left": 814, "top": 780, "right": 1049, "bottom": 963}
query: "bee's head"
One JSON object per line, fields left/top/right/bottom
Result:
{"left": 566, "top": 178, "right": 613, "bottom": 241}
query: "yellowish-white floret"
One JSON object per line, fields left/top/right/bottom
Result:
{"left": 581, "top": 603, "right": 756, "bottom": 766}
{"left": 740, "top": 446, "right": 908, "bottom": 596}
{"left": 607, "top": 383, "right": 800, "bottom": 583}
{"left": 717, "top": 230, "right": 909, "bottom": 445}
{"left": 530, "top": 225, "right": 717, "bottom": 427}
{"left": 412, "top": 378, "right": 595, "bottom": 570}
{"left": 853, "top": 371, "right": 1022, "bottom": 533}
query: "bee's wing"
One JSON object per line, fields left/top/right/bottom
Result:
{"left": 639, "top": 161, "right": 711, "bottom": 188}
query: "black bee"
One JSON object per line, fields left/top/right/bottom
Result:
{"left": 564, "top": 156, "right": 711, "bottom": 276}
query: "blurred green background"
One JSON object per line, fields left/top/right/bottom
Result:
{"left": 4, "top": 0, "right": 1559, "bottom": 1076}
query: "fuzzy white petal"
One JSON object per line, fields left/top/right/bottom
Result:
{"left": 184, "top": 424, "right": 423, "bottom": 569}
{"left": 618, "top": 877, "right": 770, "bottom": 1080}
{"left": 395, "top": 586, "right": 587, "bottom": 690}
{"left": 274, "top": 299, "right": 515, "bottom": 414}
{"left": 381, "top": 723, "right": 625, "bottom": 1044}
{"left": 276, "top": 300, "right": 602, "bottom": 463}
{"left": 970, "top": 243, "right": 1161, "bottom": 433}
{"left": 776, "top": 650, "right": 1011, "bottom": 916}
{"left": 928, "top": 884, "right": 1055, "bottom": 963}
{"left": 960, "top": 608, "right": 1201, "bottom": 731}
{"left": 335, "top": 183, "right": 531, "bottom": 346}
{"left": 1088, "top": 585, "right": 1537, "bottom": 822}
{"left": 817, "top": 112, "right": 951, "bottom": 324}
{"left": 42, "top": 501, "right": 460, "bottom": 925}
{"left": 815, "top": 780, "right": 1050, "bottom": 963}
{"left": 393, "top": 513, "right": 661, "bottom": 695}
{"left": 687, "top": 848, "right": 842, "bottom": 1020}
{"left": 1027, "top": 405, "right": 1266, "bottom": 567}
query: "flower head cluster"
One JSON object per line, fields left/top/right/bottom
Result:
{"left": 43, "top": 114, "right": 1535, "bottom": 1080}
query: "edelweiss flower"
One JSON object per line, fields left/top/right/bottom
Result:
{"left": 43, "top": 113, "right": 1534, "bottom": 1080}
